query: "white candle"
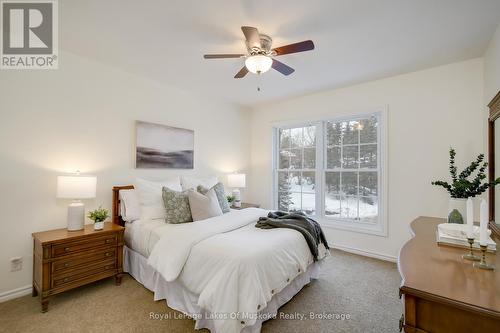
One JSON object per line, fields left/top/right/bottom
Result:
{"left": 479, "top": 199, "right": 488, "bottom": 246}
{"left": 466, "top": 198, "right": 474, "bottom": 238}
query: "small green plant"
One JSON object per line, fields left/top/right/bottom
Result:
{"left": 226, "top": 194, "right": 235, "bottom": 203}
{"left": 431, "top": 147, "right": 500, "bottom": 198}
{"left": 88, "top": 206, "right": 109, "bottom": 223}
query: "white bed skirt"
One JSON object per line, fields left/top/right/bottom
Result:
{"left": 123, "top": 246, "right": 320, "bottom": 333}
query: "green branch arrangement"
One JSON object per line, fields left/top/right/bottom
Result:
{"left": 431, "top": 148, "right": 500, "bottom": 198}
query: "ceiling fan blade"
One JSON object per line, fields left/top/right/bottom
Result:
{"left": 272, "top": 40, "right": 314, "bottom": 56}
{"left": 203, "top": 54, "right": 245, "bottom": 59}
{"left": 272, "top": 59, "right": 295, "bottom": 76}
{"left": 234, "top": 66, "right": 249, "bottom": 79}
{"left": 241, "top": 26, "right": 261, "bottom": 49}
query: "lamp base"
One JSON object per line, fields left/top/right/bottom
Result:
{"left": 232, "top": 189, "right": 241, "bottom": 208}
{"left": 67, "top": 201, "right": 85, "bottom": 231}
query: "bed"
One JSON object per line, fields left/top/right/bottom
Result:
{"left": 112, "top": 185, "right": 329, "bottom": 333}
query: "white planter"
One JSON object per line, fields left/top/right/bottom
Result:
{"left": 94, "top": 221, "right": 104, "bottom": 230}
{"left": 448, "top": 198, "right": 467, "bottom": 224}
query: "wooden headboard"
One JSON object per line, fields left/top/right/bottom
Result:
{"left": 112, "top": 185, "right": 134, "bottom": 226}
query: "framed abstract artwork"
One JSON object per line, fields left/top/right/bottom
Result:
{"left": 135, "top": 121, "right": 194, "bottom": 169}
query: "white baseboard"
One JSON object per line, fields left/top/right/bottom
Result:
{"left": 0, "top": 285, "right": 32, "bottom": 303}
{"left": 333, "top": 244, "right": 397, "bottom": 263}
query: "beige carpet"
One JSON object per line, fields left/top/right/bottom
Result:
{"left": 0, "top": 250, "right": 401, "bottom": 333}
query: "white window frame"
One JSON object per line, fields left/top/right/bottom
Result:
{"left": 271, "top": 108, "right": 388, "bottom": 237}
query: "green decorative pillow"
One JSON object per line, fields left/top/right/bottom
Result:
{"left": 197, "top": 182, "right": 230, "bottom": 213}
{"left": 162, "top": 187, "right": 193, "bottom": 224}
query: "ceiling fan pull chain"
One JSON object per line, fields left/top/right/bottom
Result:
{"left": 257, "top": 72, "right": 262, "bottom": 92}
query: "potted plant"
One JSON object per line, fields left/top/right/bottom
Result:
{"left": 88, "top": 206, "right": 109, "bottom": 230}
{"left": 226, "top": 194, "right": 236, "bottom": 208}
{"left": 432, "top": 148, "right": 500, "bottom": 223}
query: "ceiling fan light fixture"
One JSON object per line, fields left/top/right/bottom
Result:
{"left": 245, "top": 55, "right": 272, "bottom": 74}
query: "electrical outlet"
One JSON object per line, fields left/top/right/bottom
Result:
{"left": 10, "top": 257, "right": 22, "bottom": 272}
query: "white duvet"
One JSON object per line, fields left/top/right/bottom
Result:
{"left": 147, "top": 208, "right": 329, "bottom": 333}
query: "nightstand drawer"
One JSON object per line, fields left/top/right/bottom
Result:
{"left": 52, "top": 234, "right": 117, "bottom": 257}
{"left": 52, "top": 260, "right": 116, "bottom": 288}
{"left": 53, "top": 249, "right": 116, "bottom": 272}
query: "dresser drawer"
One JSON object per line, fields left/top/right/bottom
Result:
{"left": 52, "top": 260, "right": 116, "bottom": 288}
{"left": 52, "top": 234, "right": 117, "bottom": 257}
{"left": 53, "top": 248, "right": 116, "bottom": 273}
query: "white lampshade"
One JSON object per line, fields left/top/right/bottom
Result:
{"left": 245, "top": 55, "right": 272, "bottom": 74}
{"left": 57, "top": 175, "right": 97, "bottom": 199}
{"left": 228, "top": 173, "right": 246, "bottom": 188}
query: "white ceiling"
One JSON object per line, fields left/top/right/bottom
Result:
{"left": 60, "top": 0, "right": 500, "bottom": 107}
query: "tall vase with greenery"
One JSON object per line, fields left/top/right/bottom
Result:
{"left": 432, "top": 148, "right": 500, "bottom": 223}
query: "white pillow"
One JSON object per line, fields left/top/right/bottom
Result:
{"left": 188, "top": 188, "right": 223, "bottom": 221}
{"left": 135, "top": 177, "right": 182, "bottom": 220}
{"left": 180, "top": 176, "right": 218, "bottom": 191}
{"left": 119, "top": 189, "right": 140, "bottom": 222}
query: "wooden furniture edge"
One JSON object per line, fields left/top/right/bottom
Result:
{"left": 400, "top": 286, "right": 500, "bottom": 320}
{"left": 398, "top": 216, "right": 500, "bottom": 321}
{"left": 32, "top": 227, "right": 121, "bottom": 244}
{"left": 112, "top": 185, "right": 134, "bottom": 226}
{"left": 487, "top": 90, "right": 500, "bottom": 238}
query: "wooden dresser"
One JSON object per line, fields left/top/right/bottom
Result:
{"left": 398, "top": 217, "right": 500, "bottom": 332}
{"left": 32, "top": 222, "right": 124, "bottom": 312}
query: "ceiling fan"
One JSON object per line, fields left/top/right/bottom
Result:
{"left": 203, "top": 26, "right": 314, "bottom": 78}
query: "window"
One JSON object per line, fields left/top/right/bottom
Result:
{"left": 277, "top": 125, "right": 317, "bottom": 215}
{"left": 325, "top": 116, "right": 378, "bottom": 223}
{"left": 273, "top": 111, "right": 386, "bottom": 235}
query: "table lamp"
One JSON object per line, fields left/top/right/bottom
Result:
{"left": 228, "top": 173, "right": 246, "bottom": 208}
{"left": 57, "top": 173, "right": 97, "bottom": 231}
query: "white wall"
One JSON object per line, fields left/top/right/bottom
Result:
{"left": 0, "top": 51, "right": 251, "bottom": 295}
{"left": 248, "top": 59, "right": 484, "bottom": 260}
{"left": 484, "top": 23, "right": 500, "bottom": 103}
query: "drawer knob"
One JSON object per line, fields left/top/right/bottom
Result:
{"left": 63, "top": 278, "right": 69, "bottom": 282}
{"left": 64, "top": 263, "right": 70, "bottom": 267}
{"left": 105, "top": 239, "right": 112, "bottom": 243}
{"left": 64, "top": 247, "right": 70, "bottom": 252}
{"left": 105, "top": 252, "right": 111, "bottom": 257}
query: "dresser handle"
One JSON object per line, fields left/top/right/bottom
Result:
{"left": 64, "top": 263, "right": 70, "bottom": 267}
{"left": 105, "top": 252, "right": 111, "bottom": 257}
{"left": 64, "top": 247, "right": 70, "bottom": 252}
{"left": 63, "top": 278, "right": 69, "bottom": 282}
{"left": 105, "top": 239, "right": 112, "bottom": 243}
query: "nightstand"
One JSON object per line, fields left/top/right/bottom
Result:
{"left": 231, "top": 203, "right": 261, "bottom": 210}
{"left": 32, "top": 222, "right": 124, "bottom": 312}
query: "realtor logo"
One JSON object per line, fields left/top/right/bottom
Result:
{"left": 1, "top": 0, "right": 58, "bottom": 69}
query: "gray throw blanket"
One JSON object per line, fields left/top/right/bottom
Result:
{"left": 255, "top": 211, "right": 330, "bottom": 261}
